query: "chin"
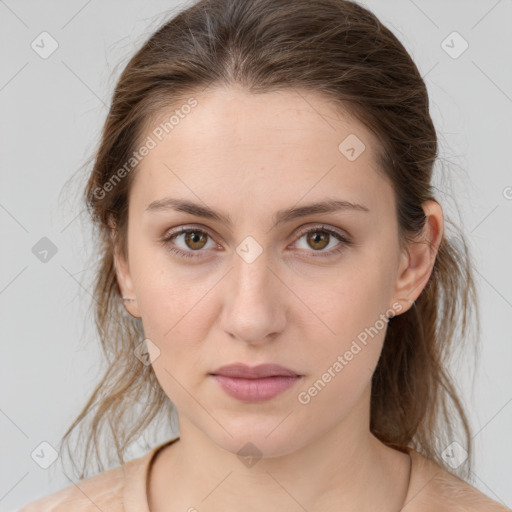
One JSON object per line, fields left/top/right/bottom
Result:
{"left": 202, "top": 418, "right": 309, "bottom": 461}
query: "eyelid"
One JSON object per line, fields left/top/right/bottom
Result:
{"left": 164, "top": 223, "right": 350, "bottom": 242}
{"left": 162, "top": 225, "right": 222, "bottom": 249}
{"left": 293, "top": 223, "right": 350, "bottom": 242}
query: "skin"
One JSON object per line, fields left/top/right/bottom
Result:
{"left": 113, "top": 85, "right": 444, "bottom": 512}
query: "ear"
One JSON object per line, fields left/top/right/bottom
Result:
{"left": 110, "top": 225, "right": 141, "bottom": 318}
{"left": 391, "top": 199, "right": 444, "bottom": 315}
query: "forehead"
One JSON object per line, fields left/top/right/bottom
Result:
{"left": 129, "top": 86, "right": 392, "bottom": 214}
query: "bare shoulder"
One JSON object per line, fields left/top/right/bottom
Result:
{"left": 404, "top": 449, "right": 511, "bottom": 512}
{"left": 430, "top": 468, "right": 511, "bottom": 511}
{"left": 16, "top": 461, "right": 129, "bottom": 512}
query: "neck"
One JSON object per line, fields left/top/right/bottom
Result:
{"left": 148, "top": 387, "right": 411, "bottom": 512}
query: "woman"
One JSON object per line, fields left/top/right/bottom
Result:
{"left": 18, "top": 0, "right": 510, "bottom": 510}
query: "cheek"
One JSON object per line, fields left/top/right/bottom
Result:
{"left": 138, "top": 282, "right": 214, "bottom": 412}
{"left": 294, "top": 315, "right": 387, "bottom": 428}
{"left": 129, "top": 236, "right": 216, "bottom": 336}
{"left": 129, "top": 246, "right": 221, "bottom": 396}
{"left": 294, "top": 253, "right": 395, "bottom": 402}
{"left": 310, "top": 256, "right": 393, "bottom": 345}
{"left": 136, "top": 276, "right": 217, "bottom": 359}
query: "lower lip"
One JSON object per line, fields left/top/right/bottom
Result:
{"left": 211, "top": 375, "right": 302, "bottom": 402}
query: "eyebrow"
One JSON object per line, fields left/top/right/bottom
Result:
{"left": 145, "top": 197, "right": 370, "bottom": 228}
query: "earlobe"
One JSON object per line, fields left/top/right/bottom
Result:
{"left": 391, "top": 199, "right": 444, "bottom": 314}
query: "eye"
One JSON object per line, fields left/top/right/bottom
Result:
{"left": 161, "top": 227, "right": 218, "bottom": 259}
{"left": 293, "top": 224, "right": 352, "bottom": 257}
{"left": 161, "top": 224, "right": 352, "bottom": 260}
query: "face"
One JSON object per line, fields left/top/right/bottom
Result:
{"left": 115, "top": 85, "right": 414, "bottom": 457}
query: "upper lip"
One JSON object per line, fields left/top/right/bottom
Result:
{"left": 210, "top": 363, "right": 301, "bottom": 379}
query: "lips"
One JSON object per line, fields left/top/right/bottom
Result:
{"left": 210, "top": 363, "right": 300, "bottom": 379}
{"left": 209, "top": 363, "right": 303, "bottom": 402}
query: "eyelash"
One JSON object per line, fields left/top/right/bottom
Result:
{"left": 160, "top": 225, "right": 352, "bottom": 260}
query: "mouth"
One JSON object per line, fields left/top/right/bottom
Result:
{"left": 211, "top": 363, "right": 301, "bottom": 379}
{"left": 209, "top": 363, "right": 303, "bottom": 402}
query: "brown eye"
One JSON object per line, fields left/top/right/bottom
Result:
{"left": 294, "top": 225, "right": 352, "bottom": 258}
{"left": 306, "top": 230, "right": 330, "bottom": 250}
{"left": 162, "top": 227, "right": 217, "bottom": 258}
{"left": 184, "top": 231, "right": 208, "bottom": 250}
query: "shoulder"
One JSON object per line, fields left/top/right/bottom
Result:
{"left": 404, "top": 449, "right": 511, "bottom": 512}
{"left": 16, "top": 454, "right": 147, "bottom": 512}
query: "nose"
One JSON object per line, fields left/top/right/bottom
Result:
{"left": 218, "top": 249, "right": 287, "bottom": 345}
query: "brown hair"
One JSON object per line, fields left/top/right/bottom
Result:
{"left": 59, "top": 0, "right": 479, "bottom": 482}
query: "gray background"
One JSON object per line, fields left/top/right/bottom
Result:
{"left": 1, "top": 0, "right": 511, "bottom": 510}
